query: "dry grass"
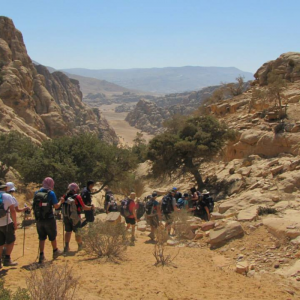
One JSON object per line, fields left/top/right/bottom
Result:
{"left": 172, "top": 210, "right": 194, "bottom": 240}
{"left": 80, "top": 220, "right": 128, "bottom": 261}
{"left": 26, "top": 264, "right": 79, "bottom": 300}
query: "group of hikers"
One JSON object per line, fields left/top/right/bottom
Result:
{"left": 0, "top": 177, "right": 214, "bottom": 268}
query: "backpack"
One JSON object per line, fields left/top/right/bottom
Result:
{"left": 81, "top": 188, "right": 91, "bottom": 205}
{"left": 145, "top": 199, "right": 156, "bottom": 216}
{"left": 161, "top": 195, "right": 174, "bottom": 214}
{"left": 62, "top": 194, "right": 81, "bottom": 226}
{"left": 0, "top": 193, "right": 8, "bottom": 218}
{"left": 104, "top": 193, "right": 114, "bottom": 210}
{"left": 33, "top": 190, "right": 52, "bottom": 221}
{"left": 136, "top": 201, "right": 146, "bottom": 219}
{"left": 108, "top": 197, "right": 118, "bottom": 212}
{"left": 196, "top": 191, "right": 202, "bottom": 199}
{"left": 176, "top": 198, "right": 185, "bottom": 209}
{"left": 120, "top": 198, "right": 132, "bottom": 218}
{"left": 204, "top": 196, "right": 214, "bottom": 213}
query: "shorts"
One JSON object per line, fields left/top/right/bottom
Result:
{"left": 84, "top": 210, "right": 95, "bottom": 223}
{"left": 125, "top": 217, "right": 136, "bottom": 225}
{"left": 36, "top": 218, "right": 57, "bottom": 241}
{"left": 63, "top": 217, "right": 81, "bottom": 233}
{"left": 148, "top": 215, "right": 159, "bottom": 228}
{"left": 164, "top": 214, "right": 173, "bottom": 225}
{"left": 0, "top": 223, "right": 16, "bottom": 246}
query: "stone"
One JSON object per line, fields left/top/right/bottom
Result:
{"left": 190, "top": 223, "right": 201, "bottom": 230}
{"left": 270, "top": 165, "right": 284, "bottom": 176}
{"left": 237, "top": 206, "right": 258, "bottom": 222}
{"left": 209, "top": 221, "right": 244, "bottom": 247}
{"left": 167, "top": 240, "right": 179, "bottom": 246}
{"left": 211, "top": 212, "right": 225, "bottom": 220}
{"left": 194, "top": 230, "right": 204, "bottom": 240}
{"left": 236, "top": 261, "right": 249, "bottom": 275}
{"left": 137, "top": 224, "right": 147, "bottom": 232}
{"left": 200, "top": 221, "right": 215, "bottom": 231}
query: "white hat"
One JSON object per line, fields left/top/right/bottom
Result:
{"left": 6, "top": 182, "right": 16, "bottom": 192}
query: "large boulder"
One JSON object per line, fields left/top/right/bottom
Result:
{"left": 209, "top": 221, "right": 244, "bottom": 247}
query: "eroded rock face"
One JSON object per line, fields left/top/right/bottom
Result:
{"left": 254, "top": 52, "right": 300, "bottom": 85}
{"left": 0, "top": 17, "right": 117, "bottom": 144}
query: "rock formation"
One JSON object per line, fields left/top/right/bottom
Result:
{"left": 0, "top": 17, "right": 117, "bottom": 144}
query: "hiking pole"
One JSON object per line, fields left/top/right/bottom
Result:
{"left": 22, "top": 205, "right": 27, "bottom": 257}
{"left": 63, "top": 220, "right": 65, "bottom": 248}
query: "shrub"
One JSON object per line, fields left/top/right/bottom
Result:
{"left": 153, "top": 226, "right": 179, "bottom": 267}
{"left": 81, "top": 220, "right": 128, "bottom": 261}
{"left": 0, "top": 279, "right": 30, "bottom": 300}
{"left": 258, "top": 206, "right": 277, "bottom": 216}
{"left": 26, "top": 264, "right": 79, "bottom": 300}
{"left": 172, "top": 209, "right": 193, "bottom": 240}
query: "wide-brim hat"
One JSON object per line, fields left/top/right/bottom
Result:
{"left": 6, "top": 182, "right": 16, "bottom": 192}
{"left": 202, "top": 189, "right": 210, "bottom": 194}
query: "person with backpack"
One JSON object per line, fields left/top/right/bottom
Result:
{"left": 81, "top": 180, "right": 100, "bottom": 224}
{"left": 106, "top": 195, "right": 118, "bottom": 213}
{"left": 135, "top": 197, "right": 146, "bottom": 220}
{"left": 0, "top": 182, "right": 18, "bottom": 268}
{"left": 121, "top": 192, "right": 137, "bottom": 244}
{"left": 176, "top": 193, "right": 189, "bottom": 210}
{"left": 172, "top": 187, "right": 182, "bottom": 203}
{"left": 145, "top": 192, "right": 161, "bottom": 241}
{"left": 161, "top": 190, "right": 178, "bottom": 235}
{"left": 33, "top": 177, "right": 64, "bottom": 264}
{"left": 193, "top": 190, "right": 211, "bottom": 221}
{"left": 62, "top": 183, "right": 94, "bottom": 253}
{"left": 190, "top": 186, "right": 201, "bottom": 210}
{"left": 104, "top": 186, "right": 113, "bottom": 212}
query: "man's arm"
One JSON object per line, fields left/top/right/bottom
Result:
{"left": 9, "top": 205, "right": 18, "bottom": 230}
{"left": 77, "top": 195, "right": 94, "bottom": 211}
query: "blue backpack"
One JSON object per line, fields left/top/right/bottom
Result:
{"left": 176, "top": 198, "right": 185, "bottom": 209}
{"left": 0, "top": 193, "right": 8, "bottom": 218}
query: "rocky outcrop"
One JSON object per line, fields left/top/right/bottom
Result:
{"left": 0, "top": 17, "right": 117, "bottom": 144}
{"left": 254, "top": 52, "right": 300, "bottom": 85}
{"left": 126, "top": 99, "right": 171, "bottom": 134}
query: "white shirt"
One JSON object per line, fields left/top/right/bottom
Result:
{"left": 0, "top": 192, "right": 14, "bottom": 226}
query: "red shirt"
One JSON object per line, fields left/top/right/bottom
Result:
{"left": 128, "top": 200, "right": 136, "bottom": 218}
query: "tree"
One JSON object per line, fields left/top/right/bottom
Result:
{"left": 132, "top": 132, "right": 148, "bottom": 163}
{"left": 147, "top": 116, "right": 235, "bottom": 189}
{"left": 225, "top": 76, "right": 245, "bottom": 97}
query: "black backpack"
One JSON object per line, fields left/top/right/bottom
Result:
{"left": 145, "top": 199, "right": 155, "bottom": 216}
{"left": 33, "top": 190, "right": 52, "bottom": 221}
{"left": 81, "top": 188, "right": 91, "bottom": 205}
{"left": 161, "top": 195, "right": 174, "bottom": 214}
{"left": 136, "top": 201, "right": 145, "bottom": 219}
{"left": 120, "top": 198, "right": 132, "bottom": 217}
{"left": 0, "top": 193, "right": 8, "bottom": 218}
{"left": 108, "top": 199, "right": 118, "bottom": 212}
{"left": 204, "top": 196, "right": 214, "bottom": 213}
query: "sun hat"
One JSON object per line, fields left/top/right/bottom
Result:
{"left": 202, "top": 189, "right": 210, "bottom": 194}
{"left": 6, "top": 182, "right": 16, "bottom": 192}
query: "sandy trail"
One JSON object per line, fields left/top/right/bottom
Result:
{"left": 1, "top": 216, "right": 293, "bottom": 300}
{"left": 100, "top": 104, "right": 153, "bottom": 146}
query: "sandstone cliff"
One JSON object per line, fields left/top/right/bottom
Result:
{"left": 0, "top": 17, "right": 117, "bottom": 144}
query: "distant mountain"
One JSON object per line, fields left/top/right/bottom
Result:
{"left": 62, "top": 66, "right": 254, "bottom": 94}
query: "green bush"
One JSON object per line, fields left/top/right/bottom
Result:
{"left": 0, "top": 280, "right": 30, "bottom": 300}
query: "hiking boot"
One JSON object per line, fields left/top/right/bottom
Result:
{"left": 3, "top": 259, "right": 18, "bottom": 267}
{"left": 64, "top": 246, "right": 70, "bottom": 254}
{"left": 38, "top": 254, "right": 45, "bottom": 264}
{"left": 53, "top": 249, "right": 63, "bottom": 260}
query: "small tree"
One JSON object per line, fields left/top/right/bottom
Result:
{"left": 132, "top": 132, "right": 148, "bottom": 163}
{"left": 225, "top": 76, "right": 245, "bottom": 97}
{"left": 147, "top": 116, "right": 235, "bottom": 189}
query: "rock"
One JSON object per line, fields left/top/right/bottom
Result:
{"left": 211, "top": 212, "right": 225, "bottom": 220}
{"left": 209, "top": 221, "right": 244, "bottom": 247}
{"left": 137, "top": 224, "right": 147, "bottom": 232}
{"left": 194, "top": 230, "right": 204, "bottom": 240}
{"left": 277, "top": 170, "right": 300, "bottom": 193}
{"left": 237, "top": 206, "right": 258, "bottom": 222}
{"left": 291, "top": 236, "right": 300, "bottom": 246}
{"left": 200, "top": 221, "right": 215, "bottom": 231}
{"left": 167, "top": 240, "right": 179, "bottom": 246}
{"left": 270, "top": 165, "right": 284, "bottom": 176}
{"left": 190, "top": 223, "right": 201, "bottom": 230}
{"left": 236, "top": 261, "right": 249, "bottom": 275}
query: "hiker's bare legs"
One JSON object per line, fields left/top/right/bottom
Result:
{"left": 0, "top": 245, "right": 3, "bottom": 258}
{"left": 51, "top": 239, "right": 58, "bottom": 250}
{"left": 5, "top": 242, "right": 14, "bottom": 256}
{"left": 75, "top": 234, "right": 82, "bottom": 245}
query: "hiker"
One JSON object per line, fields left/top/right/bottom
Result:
{"left": 104, "top": 186, "right": 113, "bottom": 212}
{"left": 161, "top": 190, "right": 178, "bottom": 235}
{"left": 172, "top": 187, "right": 182, "bottom": 202}
{"left": 135, "top": 197, "right": 146, "bottom": 220}
{"left": 106, "top": 195, "right": 118, "bottom": 213}
{"left": 32, "top": 177, "right": 63, "bottom": 264}
{"left": 121, "top": 192, "right": 137, "bottom": 244}
{"left": 62, "top": 183, "right": 94, "bottom": 253}
{"left": 145, "top": 192, "right": 161, "bottom": 241}
{"left": 190, "top": 186, "right": 200, "bottom": 210}
{"left": 193, "top": 190, "right": 211, "bottom": 221}
{"left": 0, "top": 182, "right": 18, "bottom": 268}
{"left": 202, "top": 189, "right": 214, "bottom": 217}
{"left": 81, "top": 180, "right": 100, "bottom": 225}
{"left": 176, "top": 193, "right": 189, "bottom": 210}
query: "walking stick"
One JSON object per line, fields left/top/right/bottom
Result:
{"left": 22, "top": 211, "right": 26, "bottom": 257}
{"left": 63, "top": 220, "right": 65, "bottom": 247}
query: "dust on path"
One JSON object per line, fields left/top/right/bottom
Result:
{"left": 100, "top": 104, "right": 153, "bottom": 146}
{"left": 1, "top": 218, "right": 294, "bottom": 300}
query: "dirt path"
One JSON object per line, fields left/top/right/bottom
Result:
{"left": 100, "top": 104, "right": 153, "bottom": 146}
{"left": 1, "top": 218, "right": 294, "bottom": 300}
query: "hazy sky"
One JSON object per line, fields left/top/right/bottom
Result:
{"left": 1, "top": 0, "right": 299, "bottom": 73}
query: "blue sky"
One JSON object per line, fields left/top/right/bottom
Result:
{"left": 1, "top": 0, "right": 299, "bottom": 72}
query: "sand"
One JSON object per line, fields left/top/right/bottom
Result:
{"left": 100, "top": 104, "right": 153, "bottom": 146}
{"left": 1, "top": 214, "right": 295, "bottom": 300}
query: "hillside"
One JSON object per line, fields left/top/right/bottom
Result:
{"left": 62, "top": 66, "right": 254, "bottom": 94}
{"left": 0, "top": 17, "right": 118, "bottom": 144}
